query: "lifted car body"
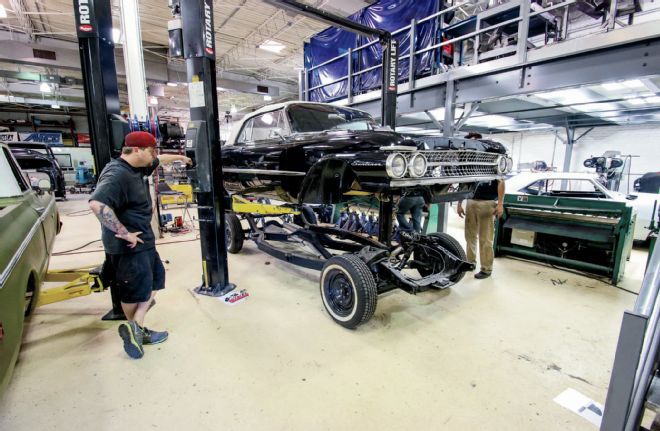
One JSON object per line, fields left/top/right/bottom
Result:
{"left": 0, "top": 143, "right": 60, "bottom": 393}
{"left": 219, "top": 102, "right": 511, "bottom": 328}
{"left": 8, "top": 142, "right": 66, "bottom": 199}
{"left": 222, "top": 102, "right": 511, "bottom": 205}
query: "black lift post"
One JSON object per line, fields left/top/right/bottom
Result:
{"left": 73, "top": 0, "right": 127, "bottom": 320}
{"left": 169, "top": 0, "right": 235, "bottom": 296}
{"left": 265, "top": 0, "right": 399, "bottom": 244}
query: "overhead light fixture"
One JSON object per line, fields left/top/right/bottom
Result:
{"left": 622, "top": 79, "right": 645, "bottom": 89}
{"left": 0, "top": 5, "right": 7, "bottom": 18}
{"left": 536, "top": 88, "right": 589, "bottom": 103}
{"left": 264, "top": 95, "right": 272, "bottom": 101}
{"left": 39, "top": 82, "right": 51, "bottom": 93}
{"left": 149, "top": 96, "right": 158, "bottom": 105}
{"left": 230, "top": 104, "right": 237, "bottom": 114}
{"left": 258, "top": 40, "right": 286, "bottom": 54}
{"left": 112, "top": 28, "right": 121, "bottom": 44}
{"left": 51, "top": 103, "right": 61, "bottom": 109}
{"left": 601, "top": 82, "right": 625, "bottom": 91}
{"left": 628, "top": 98, "right": 646, "bottom": 105}
{"left": 645, "top": 96, "right": 660, "bottom": 104}
{"left": 166, "top": 82, "right": 178, "bottom": 87}
{"left": 216, "top": 86, "right": 226, "bottom": 91}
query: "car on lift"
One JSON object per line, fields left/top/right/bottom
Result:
{"left": 218, "top": 101, "right": 512, "bottom": 328}
{"left": 506, "top": 171, "right": 658, "bottom": 242}
{"left": 8, "top": 142, "right": 67, "bottom": 199}
{"left": 0, "top": 143, "right": 60, "bottom": 393}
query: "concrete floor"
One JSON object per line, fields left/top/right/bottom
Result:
{"left": 0, "top": 196, "right": 649, "bottom": 430}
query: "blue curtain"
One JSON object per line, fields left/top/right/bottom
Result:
{"left": 303, "top": 0, "right": 438, "bottom": 102}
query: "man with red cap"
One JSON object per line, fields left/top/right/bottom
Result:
{"left": 89, "top": 131, "right": 191, "bottom": 359}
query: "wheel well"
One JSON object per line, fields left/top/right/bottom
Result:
{"left": 298, "top": 158, "right": 357, "bottom": 204}
{"left": 25, "top": 271, "right": 37, "bottom": 316}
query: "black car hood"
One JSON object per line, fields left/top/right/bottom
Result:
{"left": 287, "top": 130, "right": 423, "bottom": 151}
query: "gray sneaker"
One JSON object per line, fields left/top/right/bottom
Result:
{"left": 118, "top": 321, "right": 144, "bottom": 359}
{"left": 142, "top": 327, "right": 169, "bottom": 345}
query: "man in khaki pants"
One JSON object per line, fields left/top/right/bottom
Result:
{"left": 457, "top": 178, "right": 505, "bottom": 279}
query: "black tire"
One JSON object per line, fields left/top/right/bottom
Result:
{"left": 320, "top": 254, "right": 377, "bottom": 329}
{"left": 225, "top": 212, "right": 244, "bottom": 254}
{"left": 417, "top": 232, "right": 468, "bottom": 284}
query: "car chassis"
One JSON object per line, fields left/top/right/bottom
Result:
{"left": 225, "top": 196, "right": 475, "bottom": 329}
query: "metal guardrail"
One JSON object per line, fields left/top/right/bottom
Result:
{"left": 300, "top": 0, "right": 620, "bottom": 102}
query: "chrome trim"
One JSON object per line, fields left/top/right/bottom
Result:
{"left": 379, "top": 145, "right": 418, "bottom": 152}
{"left": 223, "top": 168, "right": 306, "bottom": 176}
{"left": 390, "top": 175, "right": 502, "bottom": 187}
{"left": 0, "top": 197, "right": 56, "bottom": 289}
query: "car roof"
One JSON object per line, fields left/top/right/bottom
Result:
{"left": 7, "top": 141, "right": 50, "bottom": 149}
{"left": 507, "top": 172, "right": 599, "bottom": 181}
{"left": 226, "top": 101, "right": 372, "bottom": 145}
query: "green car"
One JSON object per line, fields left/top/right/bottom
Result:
{"left": 0, "top": 143, "right": 60, "bottom": 393}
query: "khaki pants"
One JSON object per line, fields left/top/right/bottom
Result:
{"left": 465, "top": 199, "right": 496, "bottom": 273}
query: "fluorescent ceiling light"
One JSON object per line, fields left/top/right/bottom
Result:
{"left": 51, "top": 103, "right": 61, "bottom": 109}
{"left": 258, "top": 40, "right": 286, "bottom": 54}
{"left": 230, "top": 104, "right": 237, "bottom": 114}
{"left": 572, "top": 102, "right": 619, "bottom": 113}
{"left": 216, "top": 86, "right": 226, "bottom": 91}
{"left": 167, "top": 82, "right": 178, "bottom": 87}
{"left": 112, "top": 28, "right": 121, "bottom": 44}
{"left": 149, "top": 96, "right": 158, "bottom": 105}
{"left": 264, "top": 95, "right": 272, "bottom": 101}
{"left": 628, "top": 98, "right": 647, "bottom": 105}
{"left": 601, "top": 82, "right": 626, "bottom": 91}
{"left": 0, "top": 5, "right": 7, "bottom": 18}
{"left": 645, "top": 96, "right": 660, "bottom": 104}
{"left": 466, "top": 114, "right": 517, "bottom": 127}
{"left": 622, "top": 79, "right": 645, "bottom": 89}
{"left": 536, "top": 88, "right": 590, "bottom": 103}
{"left": 39, "top": 82, "right": 51, "bottom": 93}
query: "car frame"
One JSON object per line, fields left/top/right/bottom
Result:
{"left": 0, "top": 143, "right": 60, "bottom": 393}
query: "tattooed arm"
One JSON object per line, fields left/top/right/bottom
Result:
{"left": 89, "top": 200, "right": 144, "bottom": 248}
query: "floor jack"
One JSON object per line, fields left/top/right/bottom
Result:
{"left": 36, "top": 265, "right": 106, "bottom": 308}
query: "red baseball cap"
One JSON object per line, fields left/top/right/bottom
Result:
{"left": 124, "top": 131, "right": 157, "bottom": 148}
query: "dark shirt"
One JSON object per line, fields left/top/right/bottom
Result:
{"left": 90, "top": 157, "right": 159, "bottom": 254}
{"left": 472, "top": 180, "right": 500, "bottom": 201}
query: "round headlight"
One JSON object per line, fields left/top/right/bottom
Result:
{"left": 497, "top": 156, "right": 508, "bottom": 174}
{"left": 386, "top": 153, "right": 407, "bottom": 178}
{"left": 408, "top": 153, "right": 427, "bottom": 178}
{"left": 505, "top": 157, "right": 513, "bottom": 173}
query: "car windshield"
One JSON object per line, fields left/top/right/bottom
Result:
{"left": 0, "top": 147, "right": 25, "bottom": 198}
{"left": 287, "top": 104, "right": 377, "bottom": 133}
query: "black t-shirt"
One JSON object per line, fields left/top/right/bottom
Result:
{"left": 90, "top": 157, "right": 159, "bottom": 254}
{"left": 472, "top": 180, "right": 500, "bottom": 201}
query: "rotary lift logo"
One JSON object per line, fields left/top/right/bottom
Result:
{"left": 77, "top": 0, "right": 93, "bottom": 32}
{"left": 204, "top": 2, "right": 214, "bottom": 55}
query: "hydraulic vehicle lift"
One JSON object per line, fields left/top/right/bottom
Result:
{"left": 73, "top": 0, "right": 130, "bottom": 320}
{"left": 265, "top": 0, "right": 400, "bottom": 245}
{"left": 168, "top": 0, "right": 235, "bottom": 296}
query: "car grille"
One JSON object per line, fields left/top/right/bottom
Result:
{"left": 423, "top": 150, "right": 500, "bottom": 178}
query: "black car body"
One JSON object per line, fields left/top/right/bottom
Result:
{"left": 8, "top": 142, "right": 66, "bottom": 199}
{"left": 222, "top": 102, "right": 511, "bottom": 204}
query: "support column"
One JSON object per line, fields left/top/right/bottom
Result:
{"left": 174, "top": 0, "right": 234, "bottom": 297}
{"left": 434, "top": 78, "right": 458, "bottom": 233}
{"left": 74, "top": 0, "right": 125, "bottom": 321}
{"left": 563, "top": 126, "right": 575, "bottom": 172}
{"left": 119, "top": 0, "right": 149, "bottom": 121}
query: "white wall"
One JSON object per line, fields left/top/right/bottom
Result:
{"left": 491, "top": 125, "right": 660, "bottom": 190}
